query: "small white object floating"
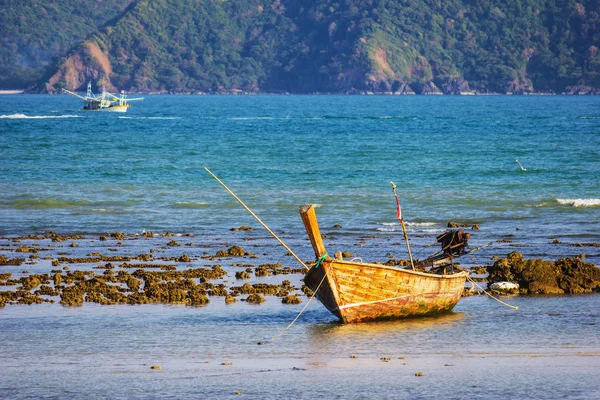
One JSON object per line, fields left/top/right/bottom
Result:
{"left": 490, "top": 281, "right": 520, "bottom": 291}
{"left": 515, "top": 159, "right": 526, "bottom": 171}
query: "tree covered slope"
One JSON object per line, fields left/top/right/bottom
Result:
{"left": 4, "top": 0, "right": 600, "bottom": 94}
{"left": 0, "top": 0, "right": 134, "bottom": 90}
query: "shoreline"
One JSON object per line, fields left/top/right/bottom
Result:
{"left": 3, "top": 89, "right": 597, "bottom": 96}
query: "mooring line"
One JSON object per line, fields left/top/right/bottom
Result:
{"left": 269, "top": 271, "right": 328, "bottom": 342}
{"left": 466, "top": 274, "right": 519, "bottom": 310}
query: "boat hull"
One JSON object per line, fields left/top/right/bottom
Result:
{"left": 304, "top": 259, "right": 466, "bottom": 323}
{"left": 83, "top": 105, "right": 130, "bottom": 112}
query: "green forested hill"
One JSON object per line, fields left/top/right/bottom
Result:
{"left": 3, "top": 0, "right": 600, "bottom": 93}
{"left": 0, "top": 0, "right": 134, "bottom": 89}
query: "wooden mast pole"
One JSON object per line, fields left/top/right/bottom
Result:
{"left": 298, "top": 204, "right": 329, "bottom": 260}
{"left": 391, "top": 182, "right": 415, "bottom": 270}
{"left": 204, "top": 167, "right": 308, "bottom": 270}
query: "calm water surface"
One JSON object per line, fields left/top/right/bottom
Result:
{"left": 1, "top": 95, "right": 599, "bottom": 398}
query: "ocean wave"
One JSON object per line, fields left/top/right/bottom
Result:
{"left": 0, "top": 113, "right": 81, "bottom": 119}
{"left": 377, "top": 227, "right": 444, "bottom": 233}
{"left": 420, "top": 228, "right": 446, "bottom": 233}
{"left": 172, "top": 201, "right": 209, "bottom": 209}
{"left": 377, "top": 227, "right": 397, "bottom": 232}
{"left": 405, "top": 222, "right": 437, "bottom": 227}
{"left": 556, "top": 198, "right": 600, "bottom": 207}
{"left": 382, "top": 222, "right": 436, "bottom": 227}
{"left": 229, "top": 117, "right": 275, "bottom": 120}
{"left": 118, "top": 116, "right": 180, "bottom": 120}
{"left": 321, "top": 115, "right": 414, "bottom": 120}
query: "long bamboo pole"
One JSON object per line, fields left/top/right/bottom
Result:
{"left": 390, "top": 181, "right": 415, "bottom": 270}
{"left": 204, "top": 167, "right": 308, "bottom": 271}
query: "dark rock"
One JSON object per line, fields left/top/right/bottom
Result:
{"left": 393, "top": 82, "right": 416, "bottom": 95}
{"left": 230, "top": 225, "right": 253, "bottom": 231}
{"left": 438, "top": 78, "right": 472, "bottom": 94}
{"left": 501, "top": 77, "right": 533, "bottom": 94}
{"left": 215, "top": 245, "right": 252, "bottom": 257}
{"left": 281, "top": 295, "right": 302, "bottom": 304}
{"left": 470, "top": 266, "right": 487, "bottom": 274}
{"left": 413, "top": 81, "right": 442, "bottom": 95}
{"left": 0, "top": 256, "right": 24, "bottom": 266}
{"left": 225, "top": 295, "right": 237, "bottom": 304}
{"left": 235, "top": 271, "right": 251, "bottom": 280}
{"left": 487, "top": 251, "right": 600, "bottom": 294}
{"left": 109, "top": 232, "right": 125, "bottom": 240}
{"left": 564, "top": 85, "right": 597, "bottom": 95}
{"left": 245, "top": 293, "right": 266, "bottom": 304}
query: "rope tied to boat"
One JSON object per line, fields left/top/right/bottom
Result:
{"left": 314, "top": 252, "right": 328, "bottom": 269}
{"left": 269, "top": 269, "right": 328, "bottom": 342}
{"left": 466, "top": 274, "right": 519, "bottom": 310}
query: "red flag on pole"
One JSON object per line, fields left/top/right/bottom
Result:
{"left": 395, "top": 195, "right": 402, "bottom": 221}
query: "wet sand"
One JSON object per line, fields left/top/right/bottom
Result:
{"left": 2, "top": 232, "right": 600, "bottom": 398}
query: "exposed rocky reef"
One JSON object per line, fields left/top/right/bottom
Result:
{"left": 487, "top": 251, "right": 600, "bottom": 295}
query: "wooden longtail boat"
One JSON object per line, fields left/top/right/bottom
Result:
{"left": 299, "top": 204, "right": 468, "bottom": 323}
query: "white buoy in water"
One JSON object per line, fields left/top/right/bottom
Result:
{"left": 490, "top": 281, "right": 520, "bottom": 291}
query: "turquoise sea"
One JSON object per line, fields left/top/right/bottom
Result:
{"left": 1, "top": 95, "right": 600, "bottom": 399}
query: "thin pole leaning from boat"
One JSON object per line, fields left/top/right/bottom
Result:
{"left": 391, "top": 181, "right": 415, "bottom": 270}
{"left": 204, "top": 167, "right": 308, "bottom": 271}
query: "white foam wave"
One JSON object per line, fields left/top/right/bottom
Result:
{"left": 0, "top": 113, "right": 81, "bottom": 119}
{"left": 378, "top": 227, "right": 444, "bottom": 233}
{"left": 118, "top": 116, "right": 180, "bottom": 120}
{"left": 382, "top": 222, "right": 436, "bottom": 227}
{"left": 405, "top": 222, "right": 437, "bottom": 227}
{"left": 419, "top": 229, "right": 446, "bottom": 233}
{"left": 230, "top": 117, "right": 275, "bottom": 120}
{"left": 557, "top": 198, "right": 600, "bottom": 207}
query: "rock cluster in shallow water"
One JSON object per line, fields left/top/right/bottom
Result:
{"left": 487, "top": 251, "right": 600, "bottom": 294}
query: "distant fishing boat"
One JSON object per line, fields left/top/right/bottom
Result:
{"left": 62, "top": 82, "right": 143, "bottom": 112}
{"left": 299, "top": 205, "right": 467, "bottom": 323}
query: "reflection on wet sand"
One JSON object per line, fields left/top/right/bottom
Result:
{"left": 304, "top": 312, "right": 466, "bottom": 366}
{"left": 311, "top": 311, "right": 465, "bottom": 339}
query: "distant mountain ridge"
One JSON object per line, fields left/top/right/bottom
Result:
{"left": 4, "top": 0, "right": 600, "bottom": 94}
